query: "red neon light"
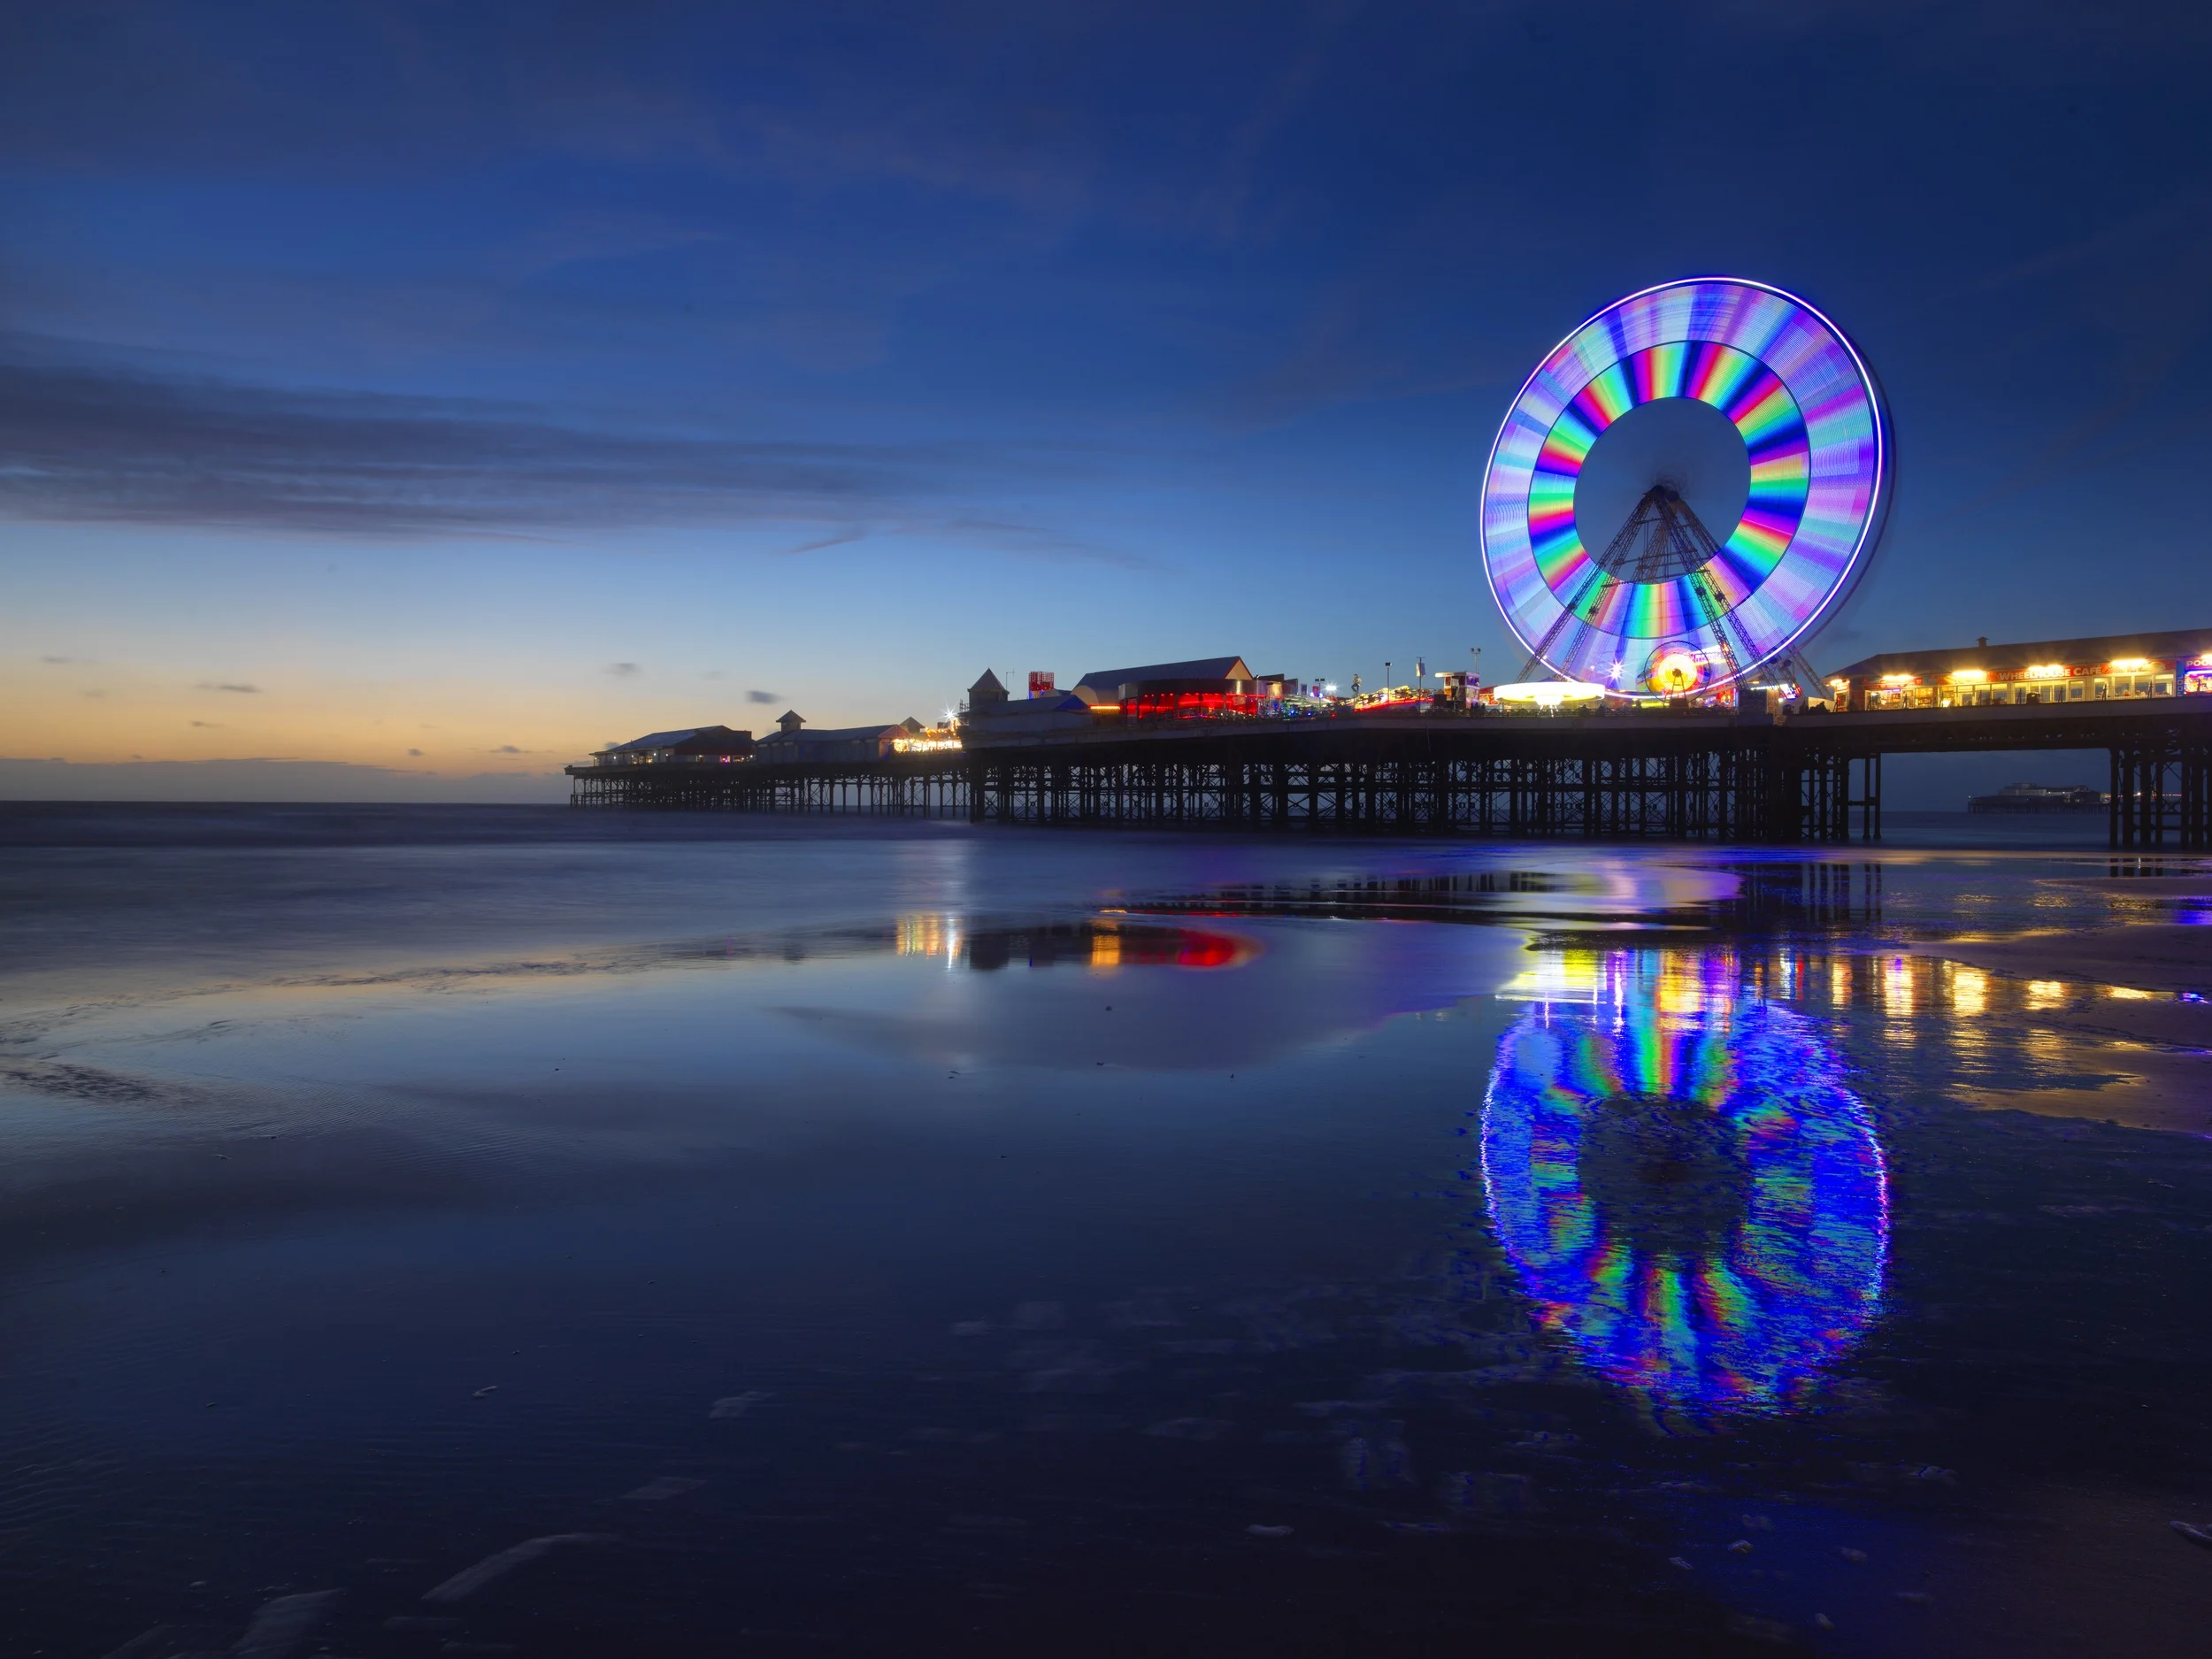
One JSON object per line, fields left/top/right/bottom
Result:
{"left": 1124, "top": 689, "right": 1262, "bottom": 719}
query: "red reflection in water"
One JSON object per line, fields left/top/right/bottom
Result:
{"left": 1171, "top": 932, "right": 1245, "bottom": 969}
{"left": 933, "top": 920, "right": 1256, "bottom": 972}
{"left": 1092, "top": 924, "right": 1251, "bottom": 970}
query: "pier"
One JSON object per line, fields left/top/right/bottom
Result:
{"left": 566, "top": 698, "right": 2212, "bottom": 849}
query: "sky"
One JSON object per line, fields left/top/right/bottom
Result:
{"left": 4, "top": 0, "right": 2210, "bottom": 798}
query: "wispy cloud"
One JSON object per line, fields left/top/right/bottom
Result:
{"left": 745, "top": 688, "right": 778, "bottom": 703}
{"left": 196, "top": 680, "right": 260, "bottom": 693}
{"left": 938, "top": 518, "right": 1154, "bottom": 572}
{"left": 604, "top": 661, "right": 641, "bottom": 676}
{"left": 0, "top": 342, "right": 1089, "bottom": 541}
{"left": 781, "top": 527, "right": 869, "bottom": 557}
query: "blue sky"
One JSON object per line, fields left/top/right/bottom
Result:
{"left": 4, "top": 1, "right": 2209, "bottom": 792}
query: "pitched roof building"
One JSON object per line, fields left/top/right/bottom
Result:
{"left": 1829, "top": 627, "right": 2212, "bottom": 684}
{"left": 752, "top": 712, "right": 925, "bottom": 764}
{"left": 591, "top": 726, "right": 754, "bottom": 765}
{"left": 1070, "top": 657, "right": 1254, "bottom": 704}
{"left": 1827, "top": 628, "right": 2212, "bottom": 709}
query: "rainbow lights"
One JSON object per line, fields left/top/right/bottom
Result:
{"left": 1481, "top": 280, "right": 1891, "bottom": 695}
{"left": 1479, "top": 953, "right": 1887, "bottom": 1413}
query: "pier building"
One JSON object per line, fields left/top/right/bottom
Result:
{"left": 1831, "top": 629, "right": 2212, "bottom": 711}
{"left": 749, "top": 710, "right": 926, "bottom": 764}
{"left": 588, "top": 726, "right": 754, "bottom": 766}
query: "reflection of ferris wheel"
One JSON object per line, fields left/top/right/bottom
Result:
{"left": 1479, "top": 278, "right": 1892, "bottom": 696}
{"left": 1479, "top": 956, "right": 1888, "bottom": 1413}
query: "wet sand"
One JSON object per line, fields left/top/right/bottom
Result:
{"left": 4, "top": 807, "right": 2211, "bottom": 1658}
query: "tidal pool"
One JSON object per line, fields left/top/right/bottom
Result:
{"left": 1, "top": 806, "right": 2208, "bottom": 1657}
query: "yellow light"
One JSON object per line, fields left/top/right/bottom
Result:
{"left": 1948, "top": 669, "right": 1986, "bottom": 684}
{"left": 1649, "top": 650, "right": 1702, "bottom": 693}
{"left": 1882, "top": 955, "right": 1916, "bottom": 1018}
{"left": 1950, "top": 965, "right": 1987, "bottom": 1017}
{"left": 2024, "top": 663, "right": 2067, "bottom": 680}
{"left": 1878, "top": 673, "right": 1916, "bottom": 687}
{"left": 1491, "top": 681, "right": 1608, "bottom": 707}
{"left": 1088, "top": 703, "right": 1121, "bottom": 713}
{"left": 1497, "top": 951, "right": 1607, "bottom": 1002}
{"left": 2107, "top": 985, "right": 2157, "bottom": 1001}
{"left": 897, "top": 913, "right": 953, "bottom": 957}
{"left": 1655, "top": 956, "right": 1718, "bottom": 1017}
{"left": 2108, "top": 657, "right": 2154, "bottom": 672}
{"left": 891, "top": 736, "right": 964, "bottom": 753}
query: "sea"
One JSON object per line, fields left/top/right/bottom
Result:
{"left": 1, "top": 803, "right": 2208, "bottom": 1658}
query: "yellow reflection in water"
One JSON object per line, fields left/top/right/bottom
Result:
{"left": 896, "top": 913, "right": 952, "bottom": 958}
{"left": 1656, "top": 951, "right": 1730, "bottom": 1017}
{"left": 1497, "top": 950, "right": 1736, "bottom": 1012}
{"left": 1951, "top": 966, "right": 1988, "bottom": 1018}
{"left": 1882, "top": 956, "right": 1916, "bottom": 1019}
{"left": 2026, "top": 980, "right": 2067, "bottom": 1010}
{"left": 1089, "top": 928, "right": 1121, "bottom": 970}
{"left": 1498, "top": 951, "right": 1608, "bottom": 1003}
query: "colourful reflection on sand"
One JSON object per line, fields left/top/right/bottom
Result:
{"left": 1481, "top": 951, "right": 1888, "bottom": 1415}
{"left": 895, "top": 915, "right": 1254, "bottom": 972}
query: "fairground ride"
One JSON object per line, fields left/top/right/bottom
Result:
{"left": 1479, "top": 278, "right": 1892, "bottom": 701}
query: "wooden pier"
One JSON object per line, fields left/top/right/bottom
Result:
{"left": 566, "top": 700, "right": 2212, "bottom": 848}
{"left": 568, "top": 750, "right": 970, "bottom": 817}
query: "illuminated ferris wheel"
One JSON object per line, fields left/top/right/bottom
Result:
{"left": 1479, "top": 278, "right": 1892, "bottom": 697}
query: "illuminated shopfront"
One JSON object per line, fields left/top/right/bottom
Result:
{"left": 1832, "top": 631, "right": 2210, "bottom": 711}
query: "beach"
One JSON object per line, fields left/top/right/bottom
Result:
{"left": 1, "top": 806, "right": 2208, "bottom": 1657}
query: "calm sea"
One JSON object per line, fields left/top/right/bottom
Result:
{"left": 1, "top": 804, "right": 2208, "bottom": 1658}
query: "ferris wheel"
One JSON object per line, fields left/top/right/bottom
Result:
{"left": 1479, "top": 278, "right": 1892, "bottom": 697}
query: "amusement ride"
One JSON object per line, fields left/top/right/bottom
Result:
{"left": 1480, "top": 277, "right": 1893, "bottom": 703}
